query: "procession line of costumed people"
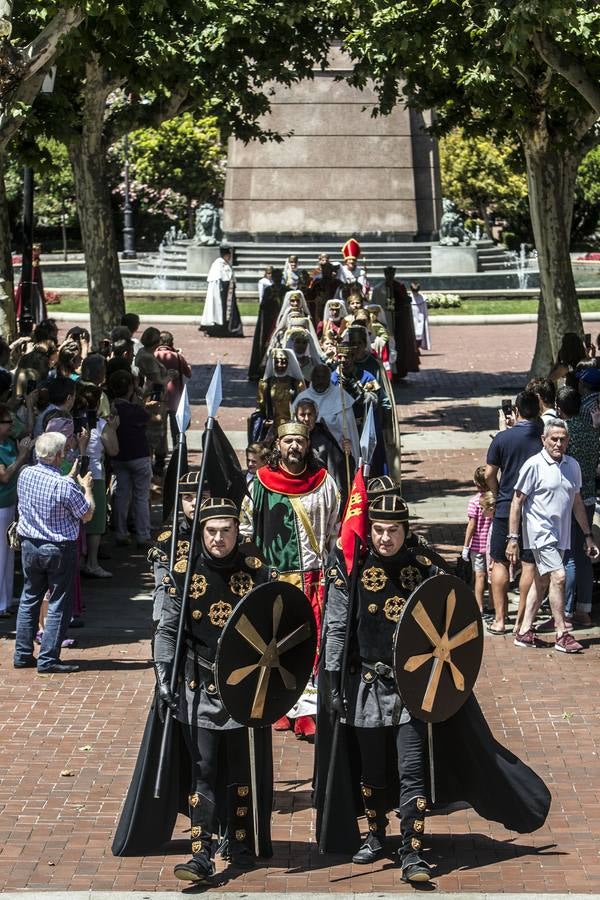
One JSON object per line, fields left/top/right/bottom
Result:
{"left": 246, "top": 238, "right": 436, "bottom": 492}
{"left": 112, "top": 417, "right": 551, "bottom": 886}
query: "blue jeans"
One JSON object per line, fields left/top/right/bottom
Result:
{"left": 564, "top": 505, "right": 594, "bottom": 616}
{"left": 14, "top": 538, "right": 77, "bottom": 670}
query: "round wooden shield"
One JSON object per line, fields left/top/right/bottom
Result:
{"left": 215, "top": 580, "right": 317, "bottom": 727}
{"left": 393, "top": 573, "right": 483, "bottom": 723}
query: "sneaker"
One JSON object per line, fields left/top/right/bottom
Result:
{"left": 554, "top": 632, "right": 583, "bottom": 653}
{"left": 514, "top": 629, "right": 540, "bottom": 648}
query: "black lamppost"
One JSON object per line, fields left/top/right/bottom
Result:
{"left": 18, "top": 66, "right": 56, "bottom": 336}
{"left": 122, "top": 134, "right": 136, "bottom": 259}
{"left": 18, "top": 166, "right": 34, "bottom": 336}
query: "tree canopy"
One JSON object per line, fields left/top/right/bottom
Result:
{"left": 439, "top": 130, "right": 528, "bottom": 238}
{"left": 334, "top": 0, "right": 600, "bottom": 372}
{"left": 5, "top": 0, "right": 342, "bottom": 340}
{"left": 111, "top": 113, "right": 226, "bottom": 239}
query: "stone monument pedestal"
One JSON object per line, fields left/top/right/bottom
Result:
{"left": 223, "top": 48, "right": 441, "bottom": 243}
{"left": 186, "top": 245, "right": 220, "bottom": 275}
{"left": 431, "top": 245, "right": 478, "bottom": 274}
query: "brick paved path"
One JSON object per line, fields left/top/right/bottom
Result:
{"left": 1, "top": 321, "right": 599, "bottom": 893}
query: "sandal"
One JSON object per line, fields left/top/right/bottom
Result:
{"left": 486, "top": 623, "right": 507, "bottom": 635}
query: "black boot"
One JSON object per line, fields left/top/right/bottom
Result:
{"left": 398, "top": 795, "right": 431, "bottom": 883}
{"left": 352, "top": 784, "right": 388, "bottom": 864}
{"left": 227, "top": 783, "right": 256, "bottom": 869}
{"left": 173, "top": 791, "right": 216, "bottom": 883}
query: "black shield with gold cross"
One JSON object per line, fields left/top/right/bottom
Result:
{"left": 393, "top": 573, "right": 483, "bottom": 723}
{"left": 215, "top": 581, "right": 317, "bottom": 727}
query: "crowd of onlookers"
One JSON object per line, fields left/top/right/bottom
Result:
{"left": 0, "top": 313, "right": 191, "bottom": 672}
{"left": 462, "top": 332, "right": 600, "bottom": 654}
{"left": 3, "top": 299, "right": 599, "bottom": 672}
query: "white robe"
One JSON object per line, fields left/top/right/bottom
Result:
{"left": 257, "top": 275, "right": 273, "bottom": 304}
{"left": 410, "top": 290, "right": 431, "bottom": 349}
{"left": 293, "top": 383, "right": 360, "bottom": 462}
{"left": 335, "top": 264, "right": 368, "bottom": 298}
{"left": 201, "top": 257, "right": 233, "bottom": 326}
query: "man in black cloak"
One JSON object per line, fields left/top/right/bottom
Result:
{"left": 248, "top": 268, "right": 285, "bottom": 382}
{"left": 112, "top": 496, "right": 274, "bottom": 884}
{"left": 315, "top": 492, "right": 551, "bottom": 881}
{"left": 372, "top": 266, "right": 420, "bottom": 380}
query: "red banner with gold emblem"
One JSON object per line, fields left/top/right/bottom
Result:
{"left": 340, "top": 467, "right": 368, "bottom": 574}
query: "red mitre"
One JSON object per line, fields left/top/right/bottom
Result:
{"left": 341, "top": 237, "right": 361, "bottom": 261}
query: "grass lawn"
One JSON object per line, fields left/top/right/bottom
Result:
{"left": 429, "top": 298, "right": 600, "bottom": 315}
{"left": 55, "top": 295, "right": 600, "bottom": 317}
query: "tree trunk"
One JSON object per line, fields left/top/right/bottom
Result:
{"left": 67, "top": 59, "right": 124, "bottom": 346}
{"left": 522, "top": 126, "right": 582, "bottom": 376}
{"left": 0, "top": 150, "right": 15, "bottom": 339}
{"left": 478, "top": 204, "right": 494, "bottom": 241}
{"left": 69, "top": 143, "right": 125, "bottom": 344}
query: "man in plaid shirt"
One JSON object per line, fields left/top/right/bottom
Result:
{"left": 13, "top": 432, "right": 94, "bottom": 674}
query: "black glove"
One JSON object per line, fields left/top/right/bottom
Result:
{"left": 154, "top": 661, "right": 177, "bottom": 722}
{"left": 324, "top": 669, "right": 345, "bottom": 715}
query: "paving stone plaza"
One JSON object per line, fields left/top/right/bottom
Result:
{"left": 0, "top": 319, "right": 599, "bottom": 895}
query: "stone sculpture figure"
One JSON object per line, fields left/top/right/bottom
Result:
{"left": 439, "top": 199, "right": 473, "bottom": 246}
{"left": 194, "top": 203, "right": 223, "bottom": 246}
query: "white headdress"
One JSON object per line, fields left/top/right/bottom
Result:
{"left": 324, "top": 299, "right": 348, "bottom": 322}
{"left": 264, "top": 347, "right": 304, "bottom": 381}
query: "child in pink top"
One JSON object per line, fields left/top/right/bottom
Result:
{"left": 462, "top": 466, "right": 493, "bottom": 613}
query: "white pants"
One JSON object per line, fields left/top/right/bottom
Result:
{"left": 0, "top": 504, "right": 16, "bottom": 612}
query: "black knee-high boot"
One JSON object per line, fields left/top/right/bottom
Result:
{"left": 352, "top": 784, "right": 389, "bottom": 864}
{"left": 173, "top": 791, "right": 216, "bottom": 883}
{"left": 398, "top": 795, "right": 431, "bottom": 882}
{"left": 227, "top": 783, "right": 256, "bottom": 869}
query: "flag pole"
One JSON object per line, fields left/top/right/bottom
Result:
{"left": 154, "top": 365, "right": 223, "bottom": 799}
{"left": 338, "top": 367, "right": 352, "bottom": 499}
{"left": 168, "top": 386, "right": 191, "bottom": 573}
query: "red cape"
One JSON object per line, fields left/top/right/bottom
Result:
{"left": 257, "top": 464, "right": 328, "bottom": 496}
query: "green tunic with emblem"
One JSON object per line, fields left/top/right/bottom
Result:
{"left": 323, "top": 544, "right": 438, "bottom": 727}
{"left": 153, "top": 531, "right": 277, "bottom": 729}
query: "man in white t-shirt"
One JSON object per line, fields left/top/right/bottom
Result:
{"left": 507, "top": 420, "right": 599, "bottom": 653}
